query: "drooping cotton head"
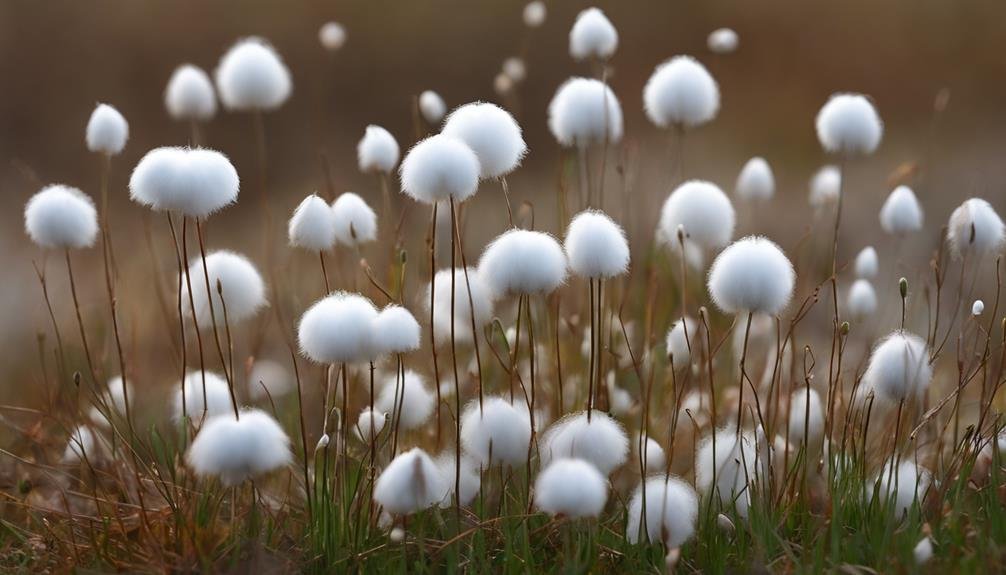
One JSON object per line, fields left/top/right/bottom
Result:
{"left": 569, "top": 8, "right": 618, "bottom": 61}
{"left": 665, "top": 316, "right": 699, "bottom": 366}
{"left": 186, "top": 408, "right": 292, "bottom": 486}
{"left": 399, "top": 134, "right": 481, "bottom": 204}
{"left": 735, "top": 157, "right": 775, "bottom": 202}
{"left": 174, "top": 371, "right": 234, "bottom": 422}
{"left": 247, "top": 359, "right": 292, "bottom": 401}
{"left": 435, "top": 452, "right": 481, "bottom": 507}
{"left": 787, "top": 387, "right": 824, "bottom": 445}
{"left": 181, "top": 251, "right": 266, "bottom": 327}
{"left": 355, "top": 408, "right": 386, "bottom": 442}
{"left": 129, "top": 147, "right": 240, "bottom": 218}
{"left": 331, "top": 192, "right": 377, "bottom": 246}
{"left": 548, "top": 77, "right": 624, "bottom": 147}
{"left": 695, "top": 427, "right": 767, "bottom": 518}
{"left": 85, "top": 104, "right": 129, "bottom": 156}
{"left": 427, "top": 267, "right": 495, "bottom": 345}
{"left": 419, "top": 90, "right": 447, "bottom": 124}
{"left": 540, "top": 410, "right": 628, "bottom": 476}
{"left": 861, "top": 331, "right": 932, "bottom": 406}
{"left": 288, "top": 194, "right": 337, "bottom": 252}
{"left": 946, "top": 198, "right": 1005, "bottom": 259}
{"left": 535, "top": 458, "right": 608, "bottom": 518}
{"left": 867, "top": 459, "right": 931, "bottom": 518}
{"left": 656, "top": 180, "right": 735, "bottom": 254}
{"left": 318, "top": 22, "right": 346, "bottom": 52}
{"left": 215, "top": 37, "right": 292, "bottom": 112}
{"left": 643, "top": 56, "right": 720, "bottom": 129}
{"left": 459, "top": 396, "right": 532, "bottom": 466}
{"left": 854, "top": 246, "right": 878, "bottom": 278}
{"left": 357, "top": 125, "right": 400, "bottom": 175}
{"left": 478, "top": 229, "right": 567, "bottom": 296}
{"left": 376, "top": 370, "right": 435, "bottom": 431}
{"left": 879, "top": 186, "right": 924, "bottom": 236}
{"left": 523, "top": 1, "right": 546, "bottom": 27}
{"left": 298, "top": 292, "right": 379, "bottom": 364}
{"left": 625, "top": 475, "right": 699, "bottom": 548}
{"left": 564, "top": 210, "right": 630, "bottom": 279}
{"left": 847, "top": 279, "right": 878, "bottom": 322}
{"left": 808, "top": 165, "right": 842, "bottom": 209}
{"left": 707, "top": 236, "right": 795, "bottom": 316}
{"left": 441, "top": 102, "right": 527, "bottom": 179}
{"left": 372, "top": 305, "right": 421, "bottom": 355}
{"left": 374, "top": 448, "right": 447, "bottom": 515}
{"left": 165, "top": 65, "right": 217, "bottom": 122}
{"left": 815, "top": 93, "right": 883, "bottom": 155}
{"left": 24, "top": 185, "right": 98, "bottom": 250}
{"left": 707, "top": 28, "right": 739, "bottom": 54}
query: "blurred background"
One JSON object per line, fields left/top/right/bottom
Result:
{"left": 2, "top": 0, "right": 1006, "bottom": 402}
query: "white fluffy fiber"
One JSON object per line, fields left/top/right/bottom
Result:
{"left": 569, "top": 8, "right": 618, "bottom": 61}
{"left": 815, "top": 93, "right": 883, "bottom": 155}
{"left": 355, "top": 408, "right": 386, "bottom": 442}
{"left": 63, "top": 426, "right": 100, "bottom": 463}
{"left": 165, "top": 65, "right": 217, "bottom": 122}
{"left": 879, "top": 186, "right": 924, "bottom": 235}
{"left": 564, "top": 210, "right": 630, "bottom": 279}
{"left": 535, "top": 458, "right": 608, "bottom": 518}
{"left": 847, "top": 279, "right": 878, "bottom": 322}
{"left": 809, "top": 165, "right": 842, "bottom": 208}
{"left": 435, "top": 452, "right": 481, "bottom": 507}
{"left": 735, "top": 157, "right": 775, "bottom": 201}
{"left": 867, "top": 459, "right": 932, "bottom": 517}
{"left": 947, "top": 198, "right": 1005, "bottom": 258}
{"left": 914, "top": 537, "right": 934, "bottom": 566}
{"left": 479, "top": 229, "right": 568, "bottom": 296}
{"left": 89, "top": 376, "right": 131, "bottom": 426}
{"left": 376, "top": 370, "right": 435, "bottom": 430}
{"left": 707, "top": 236, "right": 795, "bottom": 316}
{"left": 357, "top": 125, "right": 400, "bottom": 174}
{"left": 973, "top": 299, "right": 985, "bottom": 316}
{"left": 625, "top": 475, "right": 699, "bottom": 548}
{"left": 181, "top": 250, "right": 266, "bottom": 327}
{"left": 186, "top": 408, "right": 292, "bottom": 486}
{"left": 419, "top": 90, "right": 447, "bottom": 124}
{"left": 129, "top": 147, "right": 239, "bottom": 218}
{"left": 288, "top": 194, "right": 337, "bottom": 251}
{"left": 787, "top": 387, "right": 824, "bottom": 445}
{"left": 372, "top": 305, "right": 421, "bottom": 355}
{"left": 319, "top": 21, "right": 346, "bottom": 52}
{"left": 854, "top": 246, "right": 879, "bottom": 278}
{"left": 298, "top": 292, "right": 379, "bottom": 364}
{"left": 707, "top": 28, "right": 739, "bottom": 54}
{"left": 459, "top": 396, "right": 533, "bottom": 466}
{"left": 539, "top": 410, "right": 628, "bottom": 476}
{"left": 665, "top": 316, "right": 698, "bottom": 366}
{"left": 331, "top": 192, "right": 378, "bottom": 246}
{"left": 215, "top": 37, "right": 291, "bottom": 112}
{"left": 657, "top": 180, "right": 735, "bottom": 253}
{"left": 247, "top": 359, "right": 292, "bottom": 400}
{"left": 523, "top": 1, "right": 546, "bottom": 28}
{"left": 643, "top": 56, "right": 720, "bottom": 129}
{"left": 427, "top": 267, "right": 495, "bottom": 345}
{"left": 861, "top": 331, "right": 932, "bottom": 406}
{"left": 85, "top": 104, "right": 129, "bottom": 155}
{"left": 399, "top": 134, "right": 481, "bottom": 204}
{"left": 640, "top": 437, "right": 666, "bottom": 473}
{"left": 374, "top": 448, "right": 447, "bottom": 515}
{"left": 695, "top": 427, "right": 766, "bottom": 518}
{"left": 548, "top": 77, "right": 623, "bottom": 148}
{"left": 174, "top": 371, "right": 234, "bottom": 421}
{"left": 442, "top": 102, "right": 527, "bottom": 179}
{"left": 24, "top": 185, "right": 98, "bottom": 250}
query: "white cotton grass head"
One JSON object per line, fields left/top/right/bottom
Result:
{"left": 563, "top": 210, "right": 630, "bottom": 279}
{"left": 129, "top": 147, "right": 239, "bottom": 218}
{"left": 493, "top": 73, "right": 513, "bottom": 97}
{"left": 441, "top": 102, "right": 527, "bottom": 179}
{"left": 548, "top": 77, "right": 624, "bottom": 148}
{"left": 815, "top": 93, "right": 883, "bottom": 155}
{"left": 297, "top": 292, "right": 379, "bottom": 364}
{"left": 707, "top": 28, "right": 739, "bottom": 54}
{"left": 656, "top": 180, "right": 735, "bottom": 253}
{"left": 947, "top": 198, "right": 1005, "bottom": 259}
{"left": 708, "top": 236, "right": 795, "bottom": 316}
{"left": 63, "top": 426, "right": 100, "bottom": 463}
{"left": 569, "top": 8, "right": 618, "bottom": 61}
{"left": 331, "top": 192, "right": 378, "bottom": 246}
{"left": 372, "top": 305, "right": 421, "bottom": 355}
{"left": 523, "top": 1, "right": 546, "bottom": 28}
{"left": 534, "top": 458, "right": 608, "bottom": 518}
{"left": 914, "top": 537, "right": 934, "bottom": 565}
{"left": 419, "top": 90, "right": 446, "bottom": 124}
{"left": 357, "top": 125, "right": 400, "bottom": 175}
{"left": 165, "top": 65, "right": 217, "bottom": 122}
{"left": 181, "top": 251, "right": 266, "bottom": 327}
{"left": 186, "top": 408, "right": 292, "bottom": 486}
{"left": 540, "top": 410, "right": 629, "bottom": 476}
{"left": 247, "top": 359, "right": 292, "bottom": 401}
{"left": 665, "top": 316, "right": 699, "bottom": 366}
{"left": 90, "top": 376, "right": 131, "bottom": 426}
{"left": 399, "top": 134, "right": 481, "bottom": 204}
{"left": 735, "top": 157, "right": 775, "bottom": 202}
{"left": 625, "top": 475, "right": 699, "bottom": 548}
{"left": 867, "top": 459, "right": 932, "bottom": 517}
{"left": 24, "top": 185, "right": 98, "bottom": 250}
{"left": 879, "top": 186, "right": 924, "bottom": 236}
{"left": 787, "top": 387, "right": 824, "bottom": 445}
{"left": 174, "top": 371, "right": 233, "bottom": 422}
{"left": 854, "top": 246, "right": 879, "bottom": 278}
{"left": 435, "top": 452, "right": 481, "bottom": 507}
{"left": 318, "top": 22, "right": 346, "bottom": 52}
{"left": 459, "top": 396, "right": 532, "bottom": 466}
{"left": 847, "top": 279, "right": 878, "bottom": 322}
{"left": 354, "top": 408, "right": 386, "bottom": 442}
{"left": 972, "top": 299, "right": 985, "bottom": 316}
{"left": 695, "top": 427, "right": 764, "bottom": 518}
{"left": 861, "top": 331, "right": 932, "bottom": 406}
{"left": 502, "top": 57, "right": 526, "bottom": 83}
{"left": 85, "top": 104, "right": 129, "bottom": 156}
{"left": 478, "top": 229, "right": 568, "bottom": 296}
{"left": 376, "top": 370, "right": 435, "bottom": 430}
{"left": 809, "top": 165, "right": 842, "bottom": 209}
{"left": 374, "top": 448, "right": 447, "bottom": 515}
{"left": 641, "top": 437, "right": 667, "bottom": 473}
{"left": 215, "top": 37, "right": 291, "bottom": 112}
{"left": 427, "top": 267, "right": 495, "bottom": 345}
{"left": 288, "top": 194, "right": 337, "bottom": 252}
{"left": 643, "top": 56, "right": 720, "bottom": 129}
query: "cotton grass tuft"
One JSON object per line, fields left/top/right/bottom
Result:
{"left": 165, "top": 65, "right": 217, "bottom": 122}
{"left": 815, "top": 93, "right": 883, "bottom": 155}
{"left": 174, "top": 372, "right": 233, "bottom": 422}
{"left": 129, "top": 147, "right": 239, "bottom": 218}
{"left": 399, "top": 135, "right": 481, "bottom": 204}
{"left": 297, "top": 292, "right": 379, "bottom": 364}
{"left": 847, "top": 279, "right": 878, "bottom": 322}
{"left": 548, "top": 77, "right": 623, "bottom": 147}
{"left": 946, "top": 198, "right": 1005, "bottom": 258}
{"left": 564, "top": 210, "right": 630, "bottom": 279}
{"left": 808, "top": 165, "right": 842, "bottom": 208}
{"left": 459, "top": 396, "right": 532, "bottom": 466}
{"left": 540, "top": 410, "right": 628, "bottom": 475}
{"left": 523, "top": 1, "right": 546, "bottom": 28}
{"left": 879, "top": 186, "right": 924, "bottom": 235}
{"left": 735, "top": 157, "right": 775, "bottom": 201}
{"left": 426, "top": 267, "right": 495, "bottom": 345}
{"left": 707, "top": 28, "right": 739, "bottom": 54}
{"left": 85, "top": 104, "right": 129, "bottom": 156}
{"left": 665, "top": 316, "right": 698, "bottom": 366}
{"left": 357, "top": 125, "right": 400, "bottom": 175}
{"left": 24, "top": 185, "right": 98, "bottom": 250}
{"left": 331, "top": 192, "right": 378, "bottom": 246}
{"left": 186, "top": 408, "right": 292, "bottom": 486}
{"left": 442, "top": 102, "right": 527, "bottom": 179}
{"left": 419, "top": 90, "right": 447, "bottom": 124}
{"left": 372, "top": 305, "right": 421, "bottom": 355}
{"left": 373, "top": 448, "right": 447, "bottom": 515}
{"left": 569, "top": 8, "right": 618, "bottom": 61}
{"left": 868, "top": 459, "right": 932, "bottom": 517}
{"left": 854, "top": 246, "right": 878, "bottom": 278}
{"left": 861, "top": 331, "right": 932, "bottom": 406}
{"left": 318, "top": 22, "right": 346, "bottom": 52}
{"left": 656, "top": 180, "right": 735, "bottom": 253}
{"left": 181, "top": 250, "right": 266, "bottom": 327}
{"left": 478, "top": 229, "right": 567, "bottom": 296}
{"left": 625, "top": 475, "right": 699, "bottom": 548}
{"left": 215, "top": 37, "right": 292, "bottom": 112}
{"left": 535, "top": 458, "right": 608, "bottom": 518}
{"left": 707, "top": 236, "right": 795, "bottom": 316}
{"left": 376, "top": 370, "right": 435, "bottom": 430}
{"left": 643, "top": 56, "right": 720, "bottom": 128}
{"left": 288, "top": 194, "right": 337, "bottom": 252}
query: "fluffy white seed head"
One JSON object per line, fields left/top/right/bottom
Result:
{"left": 867, "top": 459, "right": 931, "bottom": 517}
{"left": 24, "top": 185, "right": 98, "bottom": 250}
{"left": 502, "top": 57, "right": 526, "bottom": 83}
{"left": 355, "top": 408, "right": 386, "bottom": 442}
{"left": 540, "top": 411, "right": 628, "bottom": 476}
{"left": 376, "top": 370, "right": 434, "bottom": 430}
{"left": 357, "top": 125, "right": 400, "bottom": 175}
{"left": 247, "top": 359, "right": 292, "bottom": 401}
{"left": 442, "top": 102, "right": 527, "bottom": 179}
{"left": 861, "top": 331, "right": 932, "bottom": 406}
{"left": 665, "top": 316, "right": 699, "bottom": 366}
{"left": 787, "top": 387, "right": 824, "bottom": 445}
{"left": 372, "top": 305, "right": 421, "bottom": 355}
{"left": 973, "top": 299, "right": 985, "bottom": 316}
{"left": 374, "top": 448, "right": 447, "bottom": 515}
{"left": 656, "top": 180, "right": 735, "bottom": 253}
{"left": 63, "top": 426, "right": 100, "bottom": 463}
{"left": 735, "top": 157, "right": 775, "bottom": 201}
{"left": 427, "top": 267, "right": 495, "bottom": 345}
{"left": 288, "top": 194, "right": 337, "bottom": 252}
{"left": 460, "top": 396, "right": 533, "bottom": 466}
{"left": 523, "top": 0, "right": 546, "bottom": 27}
{"left": 847, "top": 279, "right": 878, "bottom": 322}
{"left": 569, "top": 8, "right": 618, "bottom": 61}
{"left": 854, "top": 246, "right": 879, "bottom": 278}
{"left": 85, "top": 104, "right": 129, "bottom": 155}
{"left": 643, "top": 56, "right": 720, "bottom": 129}
{"left": 129, "top": 147, "right": 239, "bottom": 218}
{"left": 186, "top": 408, "right": 292, "bottom": 486}
{"left": 493, "top": 72, "right": 512, "bottom": 96}
{"left": 174, "top": 372, "right": 233, "bottom": 422}
{"left": 564, "top": 210, "right": 630, "bottom": 279}
{"left": 879, "top": 186, "right": 924, "bottom": 236}
{"left": 215, "top": 37, "right": 291, "bottom": 112}
{"left": 435, "top": 452, "right": 481, "bottom": 507}
{"left": 165, "top": 65, "right": 217, "bottom": 122}
{"left": 419, "top": 90, "right": 447, "bottom": 124}
{"left": 399, "top": 135, "right": 481, "bottom": 204}
{"left": 298, "top": 292, "right": 379, "bottom": 364}
{"left": 809, "top": 165, "right": 842, "bottom": 208}
{"left": 318, "top": 22, "right": 346, "bottom": 52}
{"left": 642, "top": 437, "right": 667, "bottom": 473}
{"left": 707, "top": 28, "right": 739, "bottom": 54}
{"left": 90, "top": 376, "right": 131, "bottom": 426}
{"left": 947, "top": 198, "right": 1005, "bottom": 259}
{"left": 548, "top": 77, "right": 624, "bottom": 147}
{"left": 181, "top": 251, "right": 266, "bottom": 327}
{"left": 535, "top": 458, "right": 608, "bottom": 518}
{"left": 331, "top": 192, "right": 377, "bottom": 246}
{"left": 707, "top": 236, "right": 795, "bottom": 316}
{"left": 696, "top": 427, "right": 766, "bottom": 518}
{"left": 625, "top": 475, "right": 699, "bottom": 547}
{"left": 479, "top": 229, "right": 568, "bottom": 296}
{"left": 914, "top": 537, "right": 934, "bottom": 565}
{"left": 815, "top": 93, "right": 883, "bottom": 155}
